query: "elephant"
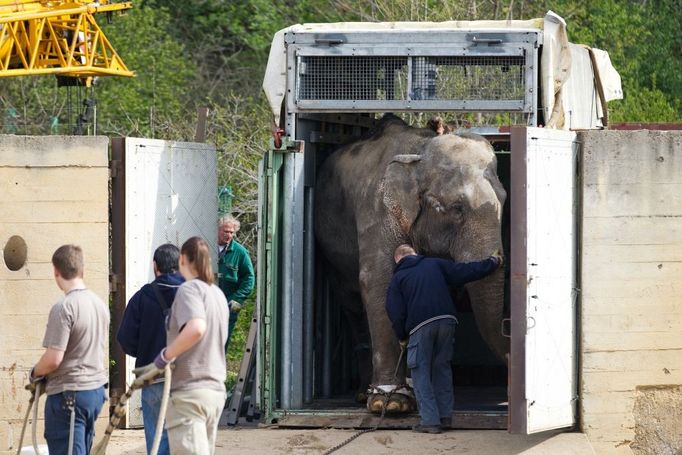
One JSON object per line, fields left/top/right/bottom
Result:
{"left": 314, "top": 114, "right": 507, "bottom": 413}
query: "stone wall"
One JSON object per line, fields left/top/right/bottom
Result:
{"left": 580, "top": 130, "right": 682, "bottom": 454}
{"left": 0, "top": 136, "right": 109, "bottom": 452}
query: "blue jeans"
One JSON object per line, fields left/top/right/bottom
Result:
{"left": 141, "top": 382, "right": 170, "bottom": 455}
{"left": 44, "top": 386, "right": 106, "bottom": 455}
{"left": 407, "top": 318, "right": 456, "bottom": 426}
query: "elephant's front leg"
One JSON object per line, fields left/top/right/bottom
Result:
{"left": 359, "top": 254, "right": 416, "bottom": 414}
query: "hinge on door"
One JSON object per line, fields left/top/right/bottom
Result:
{"left": 270, "top": 137, "right": 304, "bottom": 154}
{"left": 109, "top": 273, "right": 121, "bottom": 292}
{"left": 109, "top": 159, "right": 122, "bottom": 179}
{"left": 501, "top": 318, "right": 511, "bottom": 338}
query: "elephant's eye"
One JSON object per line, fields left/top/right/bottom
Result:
{"left": 426, "top": 194, "right": 445, "bottom": 213}
{"left": 452, "top": 203, "right": 465, "bottom": 216}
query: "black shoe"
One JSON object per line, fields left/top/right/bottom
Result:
{"left": 412, "top": 424, "right": 442, "bottom": 434}
{"left": 440, "top": 417, "right": 452, "bottom": 429}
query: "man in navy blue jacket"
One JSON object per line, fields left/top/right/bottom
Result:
{"left": 386, "top": 244, "right": 502, "bottom": 434}
{"left": 117, "top": 244, "right": 184, "bottom": 455}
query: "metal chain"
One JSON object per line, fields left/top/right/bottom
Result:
{"left": 323, "top": 346, "right": 409, "bottom": 454}
{"left": 322, "top": 388, "right": 395, "bottom": 455}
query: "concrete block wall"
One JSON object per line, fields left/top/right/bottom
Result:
{"left": 0, "top": 136, "right": 109, "bottom": 453}
{"left": 580, "top": 130, "right": 682, "bottom": 455}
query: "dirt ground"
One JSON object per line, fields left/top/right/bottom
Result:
{"left": 104, "top": 427, "right": 594, "bottom": 454}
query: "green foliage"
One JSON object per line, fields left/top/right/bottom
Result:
{"left": 203, "top": 96, "right": 272, "bottom": 249}
{"left": 609, "top": 83, "right": 681, "bottom": 123}
{"left": 96, "top": 6, "right": 194, "bottom": 136}
{"left": 0, "top": 78, "right": 66, "bottom": 135}
{"left": 549, "top": 0, "right": 682, "bottom": 123}
{"left": 141, "top": 0, "right": 342, "bottom": 97}
{"left": 3, "top": 0, "right": 679, "bottom": 137}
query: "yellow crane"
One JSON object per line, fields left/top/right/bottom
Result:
{"left": 0, "top": 0, "right": 133, "bottom": 84}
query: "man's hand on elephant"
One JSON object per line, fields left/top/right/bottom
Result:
{"left": 490, "top": 250, "right": 505, "bottom": 268}
{"left": 228, "top": 300, "right": 242, "bottom": 313}
{"left": 399, "top": 339, "right": 408, "bottom": 350}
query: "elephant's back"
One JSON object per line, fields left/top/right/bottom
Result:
{"left": 314, "top": 117, "right": 431, "bottom": 281}
{"left": 315, "top": 118, "right": 430, "bottom": 229}
{"left": 317, "top": 119, "right": 430, "bottom": 197}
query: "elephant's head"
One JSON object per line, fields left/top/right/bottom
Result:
{"left": 382, "top": 133, "right": 508, "bottom": 360}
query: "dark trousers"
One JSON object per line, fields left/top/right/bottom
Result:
{"left": 407, "top": 318, "right": 456, "bottom": 426}
{"left": 225, "top": 309, "right": 240, "bottom": 353}
{"left": 44, "top": 386, "right": 106, "bottom": 455}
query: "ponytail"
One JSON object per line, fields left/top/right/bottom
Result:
{"left": 180, "top": 236, "right": 214, "bottom": 285}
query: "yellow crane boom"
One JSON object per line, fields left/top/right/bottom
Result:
{"left": 0, "top": 0, "right": 133, "bottom": 81}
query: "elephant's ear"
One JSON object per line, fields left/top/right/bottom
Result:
{"left": 382, "top": 154, "right": 422, "bottom": 234}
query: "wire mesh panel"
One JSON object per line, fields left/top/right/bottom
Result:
{"left": 298, "top": 56, "right": 408, "bottom": 101}
{"left": 412, "top": 56, "right": 526, "bottom": 101}
{"left": 297, "top": 55, "right": 526, "bottom": 104}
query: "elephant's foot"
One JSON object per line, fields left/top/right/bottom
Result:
{"left": 366, "top": 384, "right": 416, "bottom": 414}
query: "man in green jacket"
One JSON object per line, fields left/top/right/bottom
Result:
{"left": 218, "top": 215, "right": 255, "bottom": 352}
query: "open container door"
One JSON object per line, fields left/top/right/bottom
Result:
{"left": 111, "top": 137, "right": 217, "bottom": 427}
{"left": 509, "top": 127, "right": 579, "bottom": 433}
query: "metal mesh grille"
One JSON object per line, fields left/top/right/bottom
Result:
{"left": 298, "top": 56, "right": 408, "bottom": 100}
{"left": 297, "top": 55, "right": 526, "bottom": 102}
{"left": 412, "top": 56, "right": 525, "bottom": 101}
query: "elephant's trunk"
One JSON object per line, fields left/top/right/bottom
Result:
{"left": 466, "top": 271, "right": 508, "bottom": 363}
{"left": 451, "top": 208, "right": 508, "bottom": 363}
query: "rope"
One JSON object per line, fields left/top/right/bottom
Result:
{"left": 16, "top": 382, "right": 42, "bottom": 455}
{"left": 15, "top": 393, "right": 34, "bottom": 455}
{"left": 91, "top": 366, "right": 167, "bottom": 455}
{"left": 31, "top": 383, "right": 41, "bottom": 455}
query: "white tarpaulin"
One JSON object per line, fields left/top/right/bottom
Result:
{"left": 262, "top": 11, "right": 622, "bottom": 130}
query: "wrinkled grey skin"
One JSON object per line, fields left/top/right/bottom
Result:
{"left": 314, "top": 115, "right": 507, "bottom": 412}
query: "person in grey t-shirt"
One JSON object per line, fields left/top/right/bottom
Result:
{"left": 27, "top": 244, "right": 109, "bottom": 455}
{"left": 137, "top": 236, "right": 229, "bottom": 455}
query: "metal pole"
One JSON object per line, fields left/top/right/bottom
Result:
{"left": 303, "top": 186, "right": 315, "bottom": 403}
{"left": 281, "top": 156, "right": 294, "bottom": 409}
{"left": 93, "top": 91, "right": 97, "bottom": 136}
{"left": 322, "top": 278, "right": 332, "bottom": 398}
{"left": 281, "top": 151, "right": 305, "bottom": 409}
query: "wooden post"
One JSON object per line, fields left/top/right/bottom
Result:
{"left": 195, "top": 107, "right": 210, "bottom": 142}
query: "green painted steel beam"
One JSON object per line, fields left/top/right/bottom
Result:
{"left": 258, "top": 147, "right": 284, "bottom": 423}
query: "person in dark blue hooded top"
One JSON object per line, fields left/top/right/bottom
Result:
{"left": 385, "top": 244, "right": 502, "bottom": 434}
{"left": 117, "top": 243, "right": 184, "bottom": 455}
